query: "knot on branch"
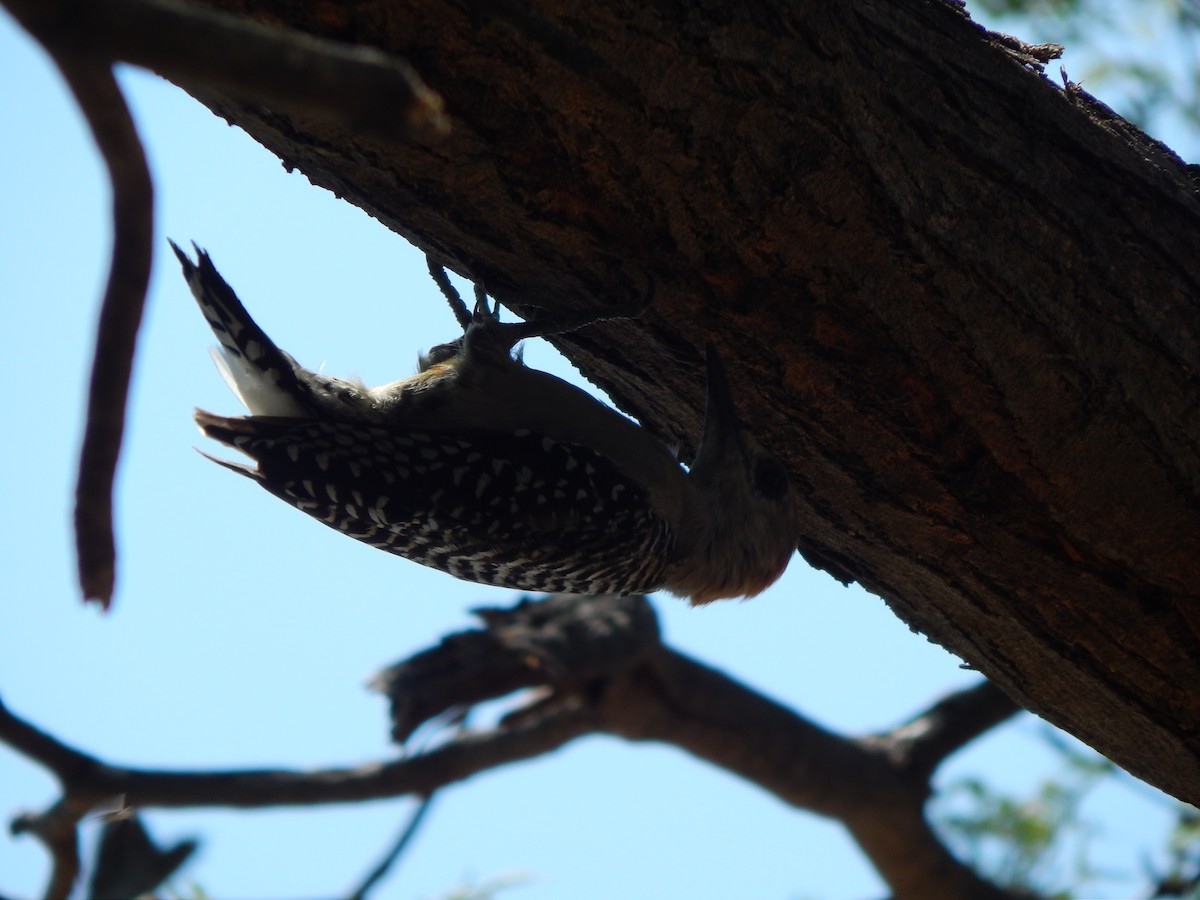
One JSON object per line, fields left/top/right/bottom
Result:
{"left": 370, "top": 593, "right": 661, "bottom": 744}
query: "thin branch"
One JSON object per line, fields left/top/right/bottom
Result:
{"left": 346, "top": 794, "right": 438, "bottom": 900}
{"left": 3, "top": 0, "right": 449, "bottom": 142}
{"left": 2, "top": 691, "right": 577, "bottom": 898}
{"left": 0, "top": 696, "right": 102, "bottom": 785}
{"left": 0, "top": 693, "right": 596, "bottom": 811}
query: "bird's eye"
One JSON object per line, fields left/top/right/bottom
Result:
{"left": 753, "top": 456, "right": 789, "bottom": 501}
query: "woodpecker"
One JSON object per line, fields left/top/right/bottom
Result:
{"left": 172, "top": 241, "right": 795, "bottom": 604}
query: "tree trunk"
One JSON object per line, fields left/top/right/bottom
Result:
{"left": 178, "top": 0, "right": 1200, "bottom": 803}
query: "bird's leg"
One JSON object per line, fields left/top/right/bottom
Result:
{"left": 424, "top": 258, "right": 658, "bottom": 361}
{"left": 425, "top": 257, "right": 474, "bottom": 331}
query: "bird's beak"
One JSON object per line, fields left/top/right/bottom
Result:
{"left": 691, "top": 344, "right": 746, "bottom": 477}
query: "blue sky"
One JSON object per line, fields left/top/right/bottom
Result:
{"left": 0, "top": 6, "right": 1192, "bottom": 899}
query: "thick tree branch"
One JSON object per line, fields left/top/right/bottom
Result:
{"left": 598, "top": 650, "right": 1017, "bottom": 900}
{"left": 161, "top": 0, "right": 1200, "bottom": 805}
{"left": 374, "top": 594, "right": 1024, "bottom": 898}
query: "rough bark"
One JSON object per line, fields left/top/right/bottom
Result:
{"left": 171, "top": 1, "right": 1200, "bottom": 803}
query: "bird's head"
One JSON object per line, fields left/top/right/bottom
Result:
{"left": 670, "top": 346, "right": 797, "bottom": 604}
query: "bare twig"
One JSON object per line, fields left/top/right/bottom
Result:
{"left": 0, "top": 693, "right": 596, "bottom": 812}
{"left": 346, "top": 794, "right": 438, "bottom": 900}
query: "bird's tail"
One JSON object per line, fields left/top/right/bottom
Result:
{"left": 170, "top": 240, "right": 309, "bottom": 417}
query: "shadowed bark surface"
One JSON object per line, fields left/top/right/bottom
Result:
{"left": 159, "top": 0, "right": 1198, "bottom": 803}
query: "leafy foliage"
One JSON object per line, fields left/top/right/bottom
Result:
{"left": 934, "top": 729, "right": 1200, "bottom": 898}
{"left": 1149, "top": 808, "right": 1200, "bottom": 898}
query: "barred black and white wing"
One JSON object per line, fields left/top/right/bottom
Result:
{"left": 194, "top": 411, "right": 675, "bottom": 594}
